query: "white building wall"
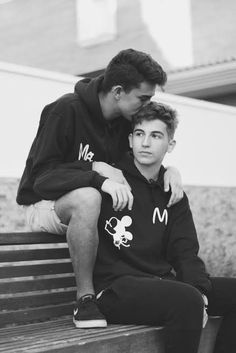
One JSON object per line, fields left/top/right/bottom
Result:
{"left": 0, "top": 63, "right": 236, "bottom": 186}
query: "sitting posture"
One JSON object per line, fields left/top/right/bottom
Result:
{"left": 94, "top": 102, "right": 236, "bottom": 353}
{"left": 16, "top": 49, "right": 183, "bottom": 328}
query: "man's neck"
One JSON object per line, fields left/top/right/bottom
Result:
{"left": 133, "top": 159, "right": 161, "bottom": 182}
{"left": 98, "top": 91, "right": 120, "bottom": 121}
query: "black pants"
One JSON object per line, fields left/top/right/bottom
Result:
{"left": 97, "top": 276, "right": 236, "bottom": 353}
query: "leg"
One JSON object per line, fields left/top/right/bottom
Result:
{"left": 98, "top": 276, "right": 204, "bottom": 353}
{"left": 207, "top": 277, "right": 236, "bottom": 353}
{"left": 25, "top": 192, "right": 106, "bottom": 328}
{"left": 55, "top": 187, "right": 102, "bottom": 299}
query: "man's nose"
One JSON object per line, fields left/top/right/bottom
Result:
{"left": 142, "top": 135, "right": 150, "bottom": 146}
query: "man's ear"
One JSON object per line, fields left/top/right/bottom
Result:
{"left": 128, "top": 133, "right": 133, "bottom": 149}
{"left": 167, "top": 139, "right": 176, "bottom": 153}
{"left": 111, "top": 85, "right": 123, "bottom": 100}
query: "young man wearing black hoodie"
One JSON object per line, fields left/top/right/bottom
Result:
{"left": 16, "top": 49, "right": 183, "bottom": 328}
{"left": 95, "top": 102, "right": 236, "bottom": 353}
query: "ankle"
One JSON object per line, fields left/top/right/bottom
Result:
{"left": 76, "top": 292, "right": 95, "bottom": 301}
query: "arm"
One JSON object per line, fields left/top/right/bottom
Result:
{"left": 31, "top": 104, "right": 106, "bottom": 199}
{"left": 33, "top": 103, "right": 132, "bottom": 200}
{"left": 166, "top": 193, "right": 212, "bottom": 295}
{"left": 164, "top": 166, "right": 184, "bottom": 207}
{"left": 101, "top": 179, "right": 133, "bottom": 211}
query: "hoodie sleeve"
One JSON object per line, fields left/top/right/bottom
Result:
{"left": 166, "top": 193, "right": 212, "bottom": 295}
{"left": 33, "top": 164, "right": 107, "bottom": 200}
{"left": 29, "top": 101, "right": 106, "bottom": 200}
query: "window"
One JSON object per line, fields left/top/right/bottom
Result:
{"left": 76, "top": 0, "right": 117, "bottom": 47}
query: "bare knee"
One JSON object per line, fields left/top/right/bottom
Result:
{"left": 72, "top": 187, "right": 101, "bottom": 208}
{"left": 55, "top": 187, "right": 102, "bottom": 224}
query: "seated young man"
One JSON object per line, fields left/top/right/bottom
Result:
{"left": 93, "top": 102, "right": 236, "bottom": 353}
{"left": 17, "top": 49, "right": 183, "bottom": 329}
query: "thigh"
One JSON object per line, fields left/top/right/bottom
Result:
{"left": 98, "top": 276, "right": 203, "bottom": 327}
{"left": 25, "top": 200, "right": 67, "bottom": 235}
{"left": 207, "top": 277, "right": 236, "bottom": 316}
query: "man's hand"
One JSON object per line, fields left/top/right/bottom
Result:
{"left": 101, "top": 179, "right": 133, "bottom": 211}
{"left": 164, "top": 166, "right": 184, "bottom": 207}
{"left": 93, "top": 162, "right": 131, "bottom": 189}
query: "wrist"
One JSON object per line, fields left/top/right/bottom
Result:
{"left": 92, "top": 161, "right": 96, "bottom": 171}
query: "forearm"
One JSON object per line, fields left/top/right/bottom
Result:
{"left": 33, "top": 165, "right": 106, "bottom": 199}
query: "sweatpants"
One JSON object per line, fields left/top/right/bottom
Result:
{"left": 97, "top": 276, "right": 236, "bottom": 353}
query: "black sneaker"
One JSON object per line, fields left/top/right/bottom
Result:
{"left": 73, "top": 294, "right": 107, "bottom": 328}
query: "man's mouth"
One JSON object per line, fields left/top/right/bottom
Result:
{"left": 139, "top": 151, "right": 152, "bottom": 155}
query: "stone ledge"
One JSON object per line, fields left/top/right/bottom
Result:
{"left": 0, "top": 178, "right": 235, "bottom": 277}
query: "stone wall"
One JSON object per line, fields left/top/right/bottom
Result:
{"left": 185, "top": 185, "right": 236, "bottom": 278}
{"left": 0, "top": 177, "right": 235, "bottom": 277}
{"left": 0, "top": 178, "right": 29, "bottom": 233}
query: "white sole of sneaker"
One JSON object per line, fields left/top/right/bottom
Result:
{"left": 73, "top": 318, "right": 107, "bottom": 328}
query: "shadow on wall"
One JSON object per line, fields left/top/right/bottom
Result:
{"left": 0, "top": 178, "right": 235, "bottom": 278}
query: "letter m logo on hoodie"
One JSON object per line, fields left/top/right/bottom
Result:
{"left": 152, "top": 207, "right": 168, "bottom": 225}
{"left": 78, "top": 143, "right": 94, "bottom": 162}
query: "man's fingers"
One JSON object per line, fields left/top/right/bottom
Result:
{"left": 164, "top": 178, "right": 170, "bottom": 192}
{"left": 119, "top": 188, "right": 134, "bottom": 211}
{"left": 113, "top": 187, "right": 133, "bottom": 211}
{"left": 102, "top": 179, "right": 133, "bottom": 211}
{"left": 114, "top": 189, "right": 124, "bottom": 211}
{"left": 167, "top": 194, "right": 174, "bottom": 208}
{"left": 167, "top": 187, "right": 184, "bottom": 207}
{"left": 122, "top": 177, "right": 132, "bottom": 191}
{"left": 127, "top": 191, "right": 134, "bottom": 210}
{"left": 111, "top": 191, "right": 118, "bottom": 210}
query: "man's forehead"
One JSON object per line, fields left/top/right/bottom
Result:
{"left": 134, "top": 119, "right": 167, "bottom": 132}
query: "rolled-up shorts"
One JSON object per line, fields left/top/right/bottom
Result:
{"left": 23, "top": 200, "right": 68, "bottom": 235}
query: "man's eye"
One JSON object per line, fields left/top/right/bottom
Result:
{"left": 139, "top": 97, "right": 148, "bottom": 103}
{"left": 134, "top": 132, "right": 143, "bottom": 137}
{"left": 152, "top": 134, "right": 162, "bottom": 139}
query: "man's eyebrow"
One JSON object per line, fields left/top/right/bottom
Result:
{"left": 133, "top": 128, "right": 164, "bottom": 136}
{"left": 152, "top": 130, "right": 164, "bottom": 136}
{"left": 139, "top": 94, "right": 152, "bottom": 99}
{"left": 133, "top": 128, "right": 144, "bottom": 132}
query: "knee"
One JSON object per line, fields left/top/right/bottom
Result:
{"left": 176, "top": 285, "right": 203, "bottom": 310}
{"left": 173, "top": 285, "right": 204, "bottom": 320}
{"left": 62, "top": 188, "right": 102, "bottom": 222}
{"left": 70, "top": 187, "right": 102, "bottom": 212}
{"left": 168, "top": 285, "right": 204, "bottom": 329}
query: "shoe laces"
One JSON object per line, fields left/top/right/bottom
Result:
{"left": 79, "top": 294, "right": 97, "bottom": 307}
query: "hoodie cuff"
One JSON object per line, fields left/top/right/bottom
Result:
{"left": 90, "top": 174, "right": 107, "bottom": 190}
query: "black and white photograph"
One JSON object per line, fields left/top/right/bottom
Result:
{"left": 0, "top": 1, "right": 235, "bottom": 352}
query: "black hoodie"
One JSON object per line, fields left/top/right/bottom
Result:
{"left": 17, "top": 76, "right": 131, "bottom": 205}
{"left": 94, "top": 153, "right": 211, "bottom": 295}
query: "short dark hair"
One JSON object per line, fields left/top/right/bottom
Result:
{"left": 131, "top": 101, "right": 178, "bottom": 139}
{"left": 101, "top": 48, "right": 167, "bottom": 93}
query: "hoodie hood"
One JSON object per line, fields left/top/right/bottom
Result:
{"left": 74, "top": 75, "right": 128, "bottom": 132}
{"left": 17, "top": 75, "right": 131, "bottom": 205}
{"left": 74, "top": 75, "right": 105, "bottom": 125}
